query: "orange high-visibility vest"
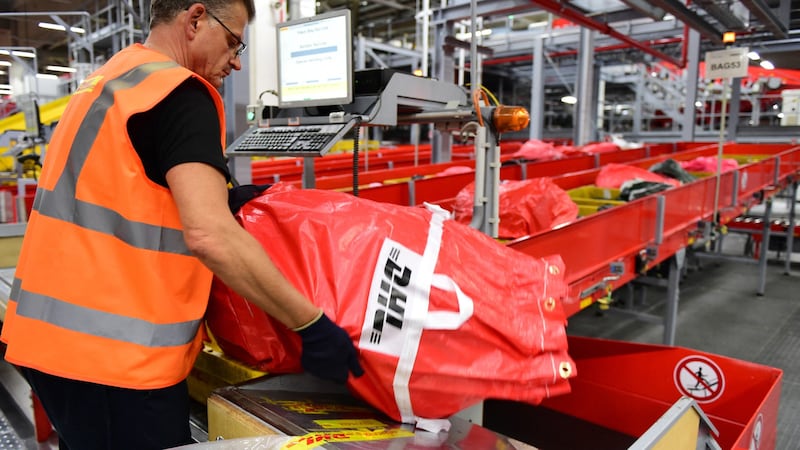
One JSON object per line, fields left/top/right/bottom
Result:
{"left": 1, "top": 44, "right": 226, "bottom": 389}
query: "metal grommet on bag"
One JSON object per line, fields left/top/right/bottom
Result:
{"left": 544, "top": 297, "right": 556, "bottom": 311}
{"left": 559, "top": 361, "right": 573, "bottom": 379}
{"left": 548, "top": 265, "right": 560, "bottom": 275}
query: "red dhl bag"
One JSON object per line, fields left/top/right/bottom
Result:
{"left": 595, "top": 163, "right": 681, "bottom": 189}
{"left": 206, "top": 184, "right": 575, "bottom": 424}
{"left": 453, "top": 178, "right": 579, "bottom": 239}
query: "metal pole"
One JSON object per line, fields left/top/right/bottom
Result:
{"left": 712, "top": 77, "right": 729, "bottom": 225}
{"left": 785, "top": 181, "right": 797, "bottom": 275}
{"left": 529, "top": 35, "right": 544, "bottom": 140}
{"left": 681, "top": 29, "right": 701, "bottom": 141}
{"left": 662, "top": 254, "right": 681, "bottom": 345}
{"left": 758, "top": 197, "right": 773, "bottom": 296}
{"left": 469, "top": 0, "right": 480, "bottom": 90}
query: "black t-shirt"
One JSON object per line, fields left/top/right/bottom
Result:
{"left": 127, "top": 77, "right": 230, "bottom": 187}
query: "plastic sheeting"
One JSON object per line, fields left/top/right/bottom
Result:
{"left": 207, "top": 184, "right": 574, "bottom": 425}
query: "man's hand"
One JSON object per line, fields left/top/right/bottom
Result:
{"left": 296, "top": 312, "right": 364, "bottom": 383}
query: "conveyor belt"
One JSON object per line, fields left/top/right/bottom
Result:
{"left": 0, "top": 411, "right": 24, "bottom": 449}
{"left": 0, "top": 96, "right": 69, "bottom": 137}
{"left": 292, "top": 142, "right": 800, "bottom": 316}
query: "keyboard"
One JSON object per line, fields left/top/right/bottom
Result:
{"left": 228, "top": 122, "right": 356, "bottom": 157}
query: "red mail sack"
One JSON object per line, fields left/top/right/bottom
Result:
{"left": 453, "top": 178, "right": 579, "bottom": 239}
{"left": 595, "top": 163, "right": 681, "bottom": 189}
{"left": 206, "top": 185, "right": 575, "bottom": 424}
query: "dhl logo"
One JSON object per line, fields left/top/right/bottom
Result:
{"left": 282, "top": 429, "right": 415, "bottom": 449}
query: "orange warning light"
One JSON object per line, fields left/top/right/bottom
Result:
{"left": 493, "top": 106, "right": 530, "bottom": 133}
{"left": 723, "top": 31, "right": 736, "bottom": 44}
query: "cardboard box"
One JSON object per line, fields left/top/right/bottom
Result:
{"left": 207, "top": 374, "right": 536, "bottom": 449}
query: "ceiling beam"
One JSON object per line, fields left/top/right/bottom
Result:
{"left": 693, "top": 0, "right": 746, "bottom": 30}
{"left": 527, "top": 0, "right": 684, "bottom": 67}
{"left": 639, "top": 0, "right": 723, "bottom": 44}
{"left": 739, "top": 0, "right": 788, "bottom": 39}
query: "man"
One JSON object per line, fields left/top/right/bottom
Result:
{"left": 0, "top": 1, "right": 362, "bottom": 448}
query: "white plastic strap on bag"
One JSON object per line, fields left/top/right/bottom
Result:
{"left": 392, "top": 206, "right": 475, "bottom": 431}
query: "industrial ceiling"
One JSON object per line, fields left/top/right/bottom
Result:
{"left": 1, "top": 0, "right": 800, "bottom": 82}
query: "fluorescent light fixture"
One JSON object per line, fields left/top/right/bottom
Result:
{"left": 760, "top": 60, "right": 775, "bottom": 70}
{"left": 38, "top": 22, "right": 86, "bottom": 34}
{"left": 695, "top": 101, "right": 703, "bottom": 107}
{"left": 0, "top": 61, "right": 10, "bottom": 66}
{"left": 0, "top": 84, "right": 10, "bottom": 89}
{"left": 0, "top": 50, "right": 36, "bottom": 58}
{"left": 0, "top": 70, "right": 6, "bottom": 75}
{"left": 746, "top": 51, "right": 760, "bottom": 60}
{"left": 0, "top": 90, "right": 11, "bottom": 95}
{"left": 46, "top": 65, "right": 77, "bottom": 73}
{"left": 561, "top": 95, "right": 578, "bottom": 104}
{"left": 36, "top": 73, "right": 59, "bottom": 80}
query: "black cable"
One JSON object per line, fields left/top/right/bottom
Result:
{"left": 352, "top": 117, "right": 362, "bottom": 197}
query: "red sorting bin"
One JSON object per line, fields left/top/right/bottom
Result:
{"left": 485, "top": 336, "right": 782, "bottom": 450}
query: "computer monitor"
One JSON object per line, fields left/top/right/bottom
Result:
{"left": 276, "top": 10, "right": 353, "bottom": 109}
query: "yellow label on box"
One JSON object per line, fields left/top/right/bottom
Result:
{"left": 313, "top": 419, "right": 387, "bottom": 429}
{"left": 282, "top": 429, "right": 416, "bottom": 449}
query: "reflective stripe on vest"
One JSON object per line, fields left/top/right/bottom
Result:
{"left": 11, "top": 61, "right": 201, "bottom": 347}
{"left": 11, "top": 277, "right": 198, "bottom": 347}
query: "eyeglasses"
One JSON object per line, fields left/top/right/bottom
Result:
{"left": 206, "top": 10, "right": 247, "bottom": 57}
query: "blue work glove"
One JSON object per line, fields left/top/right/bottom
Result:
{"left": 296, "top": 312, "right": 364, "bottom": 383}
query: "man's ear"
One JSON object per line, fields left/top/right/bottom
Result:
{"left": 185, "top": 3, "right": 205, "bottom": 35}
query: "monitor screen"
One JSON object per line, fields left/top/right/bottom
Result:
{"left": 276, "top": 10, "right": 352, "bottom": 109}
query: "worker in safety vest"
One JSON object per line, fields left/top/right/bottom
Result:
{"left": 0, "top": 1, "right": 363, "bottom": 448}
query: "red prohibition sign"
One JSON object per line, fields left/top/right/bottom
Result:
{"left": 673, "top": 355, "right": 725, "bottom": 403}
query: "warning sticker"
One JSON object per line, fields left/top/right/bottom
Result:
{"left": 750, "top": 413, "right": 763, "bottom": 450}
{"left": 673, "top": 355, "right": 725, "bottom": 403}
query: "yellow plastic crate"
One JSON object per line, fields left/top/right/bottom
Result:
{"left": 568, "top": 185, "right": 624, "bottom": 216}
{"left": 568, "top": 185, "right": 621, "bottom": 201}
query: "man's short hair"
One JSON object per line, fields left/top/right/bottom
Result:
{"left": 150, "top": 0, "right": 256, "bottom": 28}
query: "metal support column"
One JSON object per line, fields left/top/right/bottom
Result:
{"left": 726, "top": 79, "right": 742, "bottom": 142}
{"left": 785, "top": 181, "right": 797, "bottom": 275}
{"left": 681, "top": 29, "right": 701, "bottom": 141}
{"left": 485, "top": 126, "right": 501, "bottom": 238}
{"left": 633, "top": 70, "right": 643, "bottom": 136}
{"left": 432, "top": 20, "right": 455, "bottom": 163}
{"left": 757, "top": 197, "right": 773, "bottom": 296}
{"left": 529, "top": 35, "right": 545, "bottom": 141}
{"left": 663, "top": 252, "right": 683, "bottom": 346}
{"left": 468, "top": 121, "right": 500, "bottom": 238}
{"left": 574, "top": 28, "right": 595, "bottom": 146}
